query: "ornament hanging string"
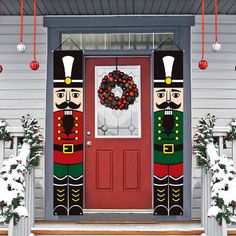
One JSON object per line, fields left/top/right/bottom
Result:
{"left": 212, "top": 0, "right": 221, "bottom": 52}
{"left": 201, "top": 0, "right": 205, "bottom": 59}
{"left": 198, "top": 0, "right": 208, "bottom": 70}
{"left": 33, "top": 0, "right": 37, "bottom": 60}
{"left": 20, "top": 0, "right": 24, "bottom": 43}
{"left": 17, "top": 0, "right": 26, "bottom": 53}
{"left": 214, "top": 0, "right": 218, "bottom": 43}
{"left": 0, "top": 0, "right": 3, "bottom": 73}
{"left": 30, "top": 0, "right": 39, "bottom": 70}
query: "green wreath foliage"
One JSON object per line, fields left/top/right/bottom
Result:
{"left": 98, "top": 70, "right": 139, "bottom": 110}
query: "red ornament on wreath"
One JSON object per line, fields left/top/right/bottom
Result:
{"left": 0, "top": 65, "right": 3, "bottom": 73}
{"left": 98, "top": 70, "right": 139, "bottom": 110}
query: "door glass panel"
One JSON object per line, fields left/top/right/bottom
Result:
{"left": 95, "top": 66, "right": 141, "bottom": 138}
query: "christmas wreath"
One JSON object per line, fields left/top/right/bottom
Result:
{"left": 98, "top": 70, "right": 139, "bottom": 110}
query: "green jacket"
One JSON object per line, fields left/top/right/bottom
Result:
{"left": 154, "top": 110, "right": 183, "bottom": 165}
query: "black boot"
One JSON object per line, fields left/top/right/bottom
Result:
{"left": 154, "top": 175, "right": 169, "bottom": 215}
{"left": 68, "top": 175, "right": 83, "bottom": 215}
{"left": 169, "top": 175, "right": 183, "bottom": 215}
{"left": 53, "top": 175, "right": 68, "bottom": 215}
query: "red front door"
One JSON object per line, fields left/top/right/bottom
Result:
{"left": 85, "top": 57, "right": 152, "bottom": 209}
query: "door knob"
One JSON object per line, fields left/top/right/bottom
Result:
{"left": 86, "top": 141, "right": 92, "bottom": 147}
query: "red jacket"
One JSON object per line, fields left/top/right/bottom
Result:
{"left": 54, "top": 110, "right": 83, "bottom": 165}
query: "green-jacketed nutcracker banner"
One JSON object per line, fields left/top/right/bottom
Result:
{"left": 153, "top": 50, "right": 184, "bottom": 216}
{"left": 53, "top": 51, "right": 83, "bottom": 215}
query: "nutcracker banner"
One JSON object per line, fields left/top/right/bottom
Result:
{"left": 153, "top": 50, "right": 184, "bottom": 216}
{"left": 53, "top": 51, "right": 83, "bottom": 215}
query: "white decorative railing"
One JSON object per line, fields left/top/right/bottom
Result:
{"left": 201, "top": 127, "right": 236, "bottom": 236}
{"left": 0, "top": 127, "right": 35, "bottom": 236}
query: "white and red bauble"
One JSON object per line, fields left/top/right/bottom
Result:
{"left": 30, "top": 60, "right": 39, "bottom": 70}
{"left": 212, "top": 42, "right": 221, "bottom": 52}
{"left": 17, "top": 42, "right": 26, "bottom": 53}
{"left": 198, "top": 59, "right": 208, "bottom": 70}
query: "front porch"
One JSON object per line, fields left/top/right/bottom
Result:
{"left": 0, "top": 0, "right": 236, "bottom": 234}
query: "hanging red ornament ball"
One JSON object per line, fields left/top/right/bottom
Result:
{"left": 0, "top": 65, "right": 3, "bottom": 73}
{"left": 198, "top": 59, "right": 208, "bottom": 70}
{"left": 30, "top": 60, "right": 39, "bottom": 71}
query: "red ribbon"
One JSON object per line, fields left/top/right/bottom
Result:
{"left": 214, "top": 0, "right": 218, "bottom": 43}
{"left": 33, "top": 0, "right": 37, "bottom": 60}
{"left": 201, "top": 0, "right": 205, "bottom": 59}
{"left": 20, "top": 0, "right": 24, "bottom": 43}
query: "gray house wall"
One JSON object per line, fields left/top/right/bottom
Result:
{"left": 0, "top": 15, "right": 235, "bottom": 220}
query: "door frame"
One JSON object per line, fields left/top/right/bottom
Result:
{"left": 84, "top": 56, "right": 152, "bottom": 210}
{"left": 44, "top": 15, "right": 195, "bottom": 221}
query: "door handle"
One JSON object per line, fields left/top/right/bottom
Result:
{"left": 86, "top": 131, "right": 91, "bottom": 136}
{"left": 86, "top": 141, "right": 92, "bottom": 147}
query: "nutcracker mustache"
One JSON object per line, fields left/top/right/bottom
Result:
{"left": 56, "top": 102, "right": 81, "bottom": 110}
{"left": 156, "top": 102, "right": 181, "bottom": 110}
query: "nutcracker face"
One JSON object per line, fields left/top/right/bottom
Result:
{"left": 54, "top": 88, "right": 83, "bottom": 112}
{"left": 154, "top": 87, "right": 183, "bottom": 112}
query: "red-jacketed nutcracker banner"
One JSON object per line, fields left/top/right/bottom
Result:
{"left": 53, "top": 51, "right": 83, "bottom": 215}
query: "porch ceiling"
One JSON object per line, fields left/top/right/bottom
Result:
{"left": 1, "top": 0, "right": 236, "bottom": 16}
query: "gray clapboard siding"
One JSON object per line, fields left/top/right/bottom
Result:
{"left": 0, "top": 15, "right": 236, "bottom": 221}
{"left": 0, "top": 16, "right": 46, "bottom": 220}
{"left": 191, "top": 15, "right": 236, "bottom": 219}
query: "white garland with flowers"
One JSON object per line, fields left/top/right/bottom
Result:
{"left": 194, "top": 114, "right": 236, "bottom": 225}
{"left": 0, "top": 115, "right": 43, "bottom": 225}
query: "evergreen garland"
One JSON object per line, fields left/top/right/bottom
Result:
{"left": 194, "top": 114, "right": 236, "bottom": 225}
{"left": 226, "top": 119, "right": 236, "bottom": 141}
{"left": 0, "top": 119, "right": 11, "bottom": 141}
{"left": 21, "top": 114, "right": 43, "bottom": 171}
{"left": 0, "top": 115, "right": 43, "bottom": 225}
{"left": 193, "top": 113, "right": 216, "bottom": 170}
{"left": 0, "top": 144, "right": 30, "bottom": 225}
{"left": 208, "top": 148, "right": 236, "bottom": 225}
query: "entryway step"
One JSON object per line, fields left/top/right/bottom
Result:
{"left": 32, "top": 223, "right": 204, "bottom": 235}
{"left": 1, "top": 224, "right": 236, "bottom": 236}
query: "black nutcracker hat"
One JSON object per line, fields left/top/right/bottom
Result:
{"left": 154, "top": 50, "right": 183, "bottom": 88}
{"left": 53, "top": 50, "right": 83, "bottom": 88}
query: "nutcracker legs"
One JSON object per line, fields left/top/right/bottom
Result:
{"left": 154, "top": 164, "right": 169, "bottom": 215}
{"left": 169, "top": 175, "right": 183, "bottom": 215}
{"left": 69, "top": 175, "right": 83, "bottom": 215}
{"left": 68, "top": 163, "right": 83, "bottom": 215}
{"left": 154, "top": 175, "right": 169, "bottom": 215}
{"left": 53, "top": 175, "right": 68, "bottom": 215}
{"left": 154, "top": 163, "right": 183, "bottom": 215}
{"left": 54, "top": 163, "right": 83, "bottom": 215}
{"left": 169, "top": 163, "right": 183, "bottom": 215}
